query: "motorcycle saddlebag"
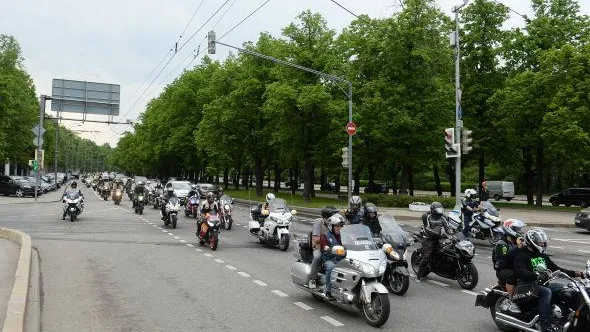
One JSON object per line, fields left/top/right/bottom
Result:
{"left": 298, "top": 232, "right": 313, "bottom": 263}
{"left": 290, "top": 261, "right": 311, "bottom": 285}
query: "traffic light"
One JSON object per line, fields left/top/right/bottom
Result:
{"left": 462, "top": 129, "right": 473, "bottom": 154}
{"left": 444, "top": 127, "right": 460, "bottom": 158}
{"left": 208, "top": 31, "right": 216, "bottom": 54}
{"left": 341, "top": 146, "right": 349, "bottom": 168}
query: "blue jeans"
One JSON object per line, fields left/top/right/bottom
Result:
{"left": 463, "top": 214, "right": 473, "bottom": 237}
{"left": 324, "top": 260, "right": 336, "bottom": 293}
{"left": 537, "top": 285, "right": 552, "bottom": 328}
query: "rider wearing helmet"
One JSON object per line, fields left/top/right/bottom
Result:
{"left": 416, "top": 202, "right": 451, "bottom": 282}
{"left": 320, "top": 214, "right": 346, "bottom": 301}
{"left": 308, "top": 206, "right": 341, "bottom": 289}
{"left": 363, "top": 203, "right": 381, "bottom": 235}
{"left": 61, "top": 181, "right": 84, "bottom": 220}
{"left": 200, "top": 192, "right": 221, "bottom": 216}
{"left": 256, "top": 193, "right": 275, "bottom": 226}
{"left": 132, "top": 180, "right": 147, "bottom": 208}
{"left": 188, "top": 184, "right": 199, "bottom": 199}
{"left": 161, "top": 187, "right": 176, "bottom": 220}
{"left": 514, "top": 229, "right": 585, "bottom": 332}
{"left": 462, "top": 188, "right": 479, "bottom": 237}
{"left": 492, "top": 219, "right": 526, "bottom": 311}
{"left": 343, "top": 195, "right": 364, "bottom": 225}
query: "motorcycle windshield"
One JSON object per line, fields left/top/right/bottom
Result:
{"left": 219, "top": 195, "right": 232, "bottom": 205}
{"left": 378, "top": 215, "right": 406, "bottom": 246}
{"left": 168, "top": 196, "right": 180, "bottom": 205}
{"left": 481, "top": 201, "right": 499, "bottom": 217}
{"left": 65, "top": 190, "right": 80, "bottom": 200}
{"left": 340, "top": 224, "right": 378, "bottom": 251}
{"left": 207, "top": 211, "right": 220, "bottom": 221}
{"left": 269, "top": 198, "right": 289, "bottom": 213}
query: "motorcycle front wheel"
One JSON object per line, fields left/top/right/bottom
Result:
{"left": 278, "top": 234, "right": 290, "bottom": 251}
{"left": 386, "top": 271, "right": 410, "bottom": 296}
{"left": 457, "top": 262, "right": 478, "bottom": 290}
{"left": 226, "top": 216, "right": 232, "bottom": 230}
{"left": 210, "top": 231, "right": 218, "bottom": 251}
{"left": 70, "top": 213, "right": 75, "bottom": 222}
{"left": 362, "top": 293, "right": 390, "bottom": 327}
{"left": 172, "top": 215, "right": 177, "bottom": 229}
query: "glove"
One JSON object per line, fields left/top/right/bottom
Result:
{"left": 537, "top": 269, "right": 551, "bottom": 282}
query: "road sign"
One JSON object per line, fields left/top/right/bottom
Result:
{"left": 33, "top": 137, "right": 44, "bottom": 147}
{"left": 51, "top": 79, "right": 120, "bottom": 116}
{"left": 346, "top": 122, "right": 357, "bottom": 135}
{"left": 31, "top": 124, "right": 46, "bottom": 137}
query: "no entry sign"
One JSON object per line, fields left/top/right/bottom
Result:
{"left": 346, "top": 122, "right": 357, "bottom": 135}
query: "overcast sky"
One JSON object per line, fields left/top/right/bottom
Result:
{"left": 2, "top": 0, "right": 589, "bottom": 147}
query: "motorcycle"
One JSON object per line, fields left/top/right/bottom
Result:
{"left": 134, "top": 193, "right": 145, "bottom": 215}
{"left": 219, "top": 194, "right": 233, "bottom": 230}
{"left": 475, "top": 261, "right": 590, "bottom": 332}
{"left": 163, "top": 196, "right": 180, "bottom": 228}
{"left": 153, "top": 191, "right": 164, "bottom": 209}
{"left": 100, "top": 186, "right": 110, "bottom": 201}
{"left": 470, "top": 201, "right": 503, "bottom": 245}
{"left": 375, "top": 215, "right": 414, "bottom": 296}
{"left": 62, "top": 191, "right": 83, "bottom": 222}
{"left": 184, "top": 194, "right": 199, "bottom": 218}
{"left": 197, "top": 211, "right": 221, "bottom": 251}
{"left": 291, "top": 224, "right": 391, "bottom": 327}
{"left": 112, "top": 188, "right": 122, "bottom": 205}
{"left": 248, "top": 198, "right": 295, "bottom": 251}
{"left": 411, "top": 230, "right": 478, "bottom": 290}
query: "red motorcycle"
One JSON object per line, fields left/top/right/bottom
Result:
{"left": 197, "top": 211, "right": 221, "bottom": 251}
{"left": 184, "top": 195, "right": 199, "bottom": 218}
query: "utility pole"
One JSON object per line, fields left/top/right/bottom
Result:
{"left": 452, "top": 0, "right": 469, "bottom": 209}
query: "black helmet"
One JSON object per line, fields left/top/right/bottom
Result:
{"left": 524, "top": 229, "right": 548, "bottom": 254}
{"left": 430, "top": 201, "right": 444, "bottom": 217}
{"left": 71, "top": 181, "right": 77, "bottom": 188}
{"left": 365, "top": 203, "right": 378, "bottom": 219}
{"left": 321, "top": 206, "right": 339, "bottom": 219}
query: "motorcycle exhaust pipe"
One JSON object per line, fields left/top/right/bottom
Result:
{"left": 496, "top": 313, "right": 539, "bottom": 332}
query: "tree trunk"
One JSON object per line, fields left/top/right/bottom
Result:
{"left": 523, "top": 146, "right": 534, "bottom": 205}
{"left": 353, "top": 170, "right": 361, "bottom": 195}
{"left": 390, "top": 164, "right": 399, "bottom": 195}
{"left": 273, "top": 163, "right": 281, "bottom": 193}
{"left": 267, "top": 168, "right": 271, "bottom": 189}
{"left": 243, "top": 167, "right": 249, "bottom": 190}
{"left": 478, "top": 150, "right": 485, "bottom": 191}
{"left": 303, "top": 159, "right": 313, "bottom": 201}
{"left": 447, "top": 161, "right": 456, "bottom": 197}
{"left": 223, "top": 168, "right": 229, "bottom": 189}
{"left": 535, "top": 144, "right": 544, "bottom": 207}
{"left": 399, "top": 164, "right": 409, "bottom": 195}
{"left": 234, "top": 166, "right": 240, "bottom": 190}
{"left": 289, "top": 168, "right": 295, "bottom": 195}
{"left": 255, "top": 158, "right": 264, "bottom": 196}
{"left": 368, "top": 163, "right": 376, "bottom": 189}
{"left": 433, "top": 165, "right": 442, "bottom": 196}
{"left": 320, "top": 167, "right": 326, "bottom": 190}
{"left": 408, "top": 164, "right": 414, "bottom": 196}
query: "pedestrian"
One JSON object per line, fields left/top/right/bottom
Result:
{"left": 479, "top": 181, "right": 490, "bottom": 202}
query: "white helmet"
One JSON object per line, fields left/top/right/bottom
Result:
{"left": 265, "top": 193, "right": 275, "bottom": 203}
{"left": 328, "top": 214, "right": 345, "bottom": 227}
{"left": 464, "top": 189, "right": 477, "bottom": 199}
{"left": 349, "top": 195, "right": 362, "bottom": 210}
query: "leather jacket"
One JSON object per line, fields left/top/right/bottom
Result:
{"left": 422, "top": 212, "right": 450, "bottom": 239}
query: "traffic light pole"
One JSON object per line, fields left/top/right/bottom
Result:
{"left": 453, "top": 0, "right": 468, "bottom": 209}
{"left": 35, "top": 95, "right": 49, "bottom": 201}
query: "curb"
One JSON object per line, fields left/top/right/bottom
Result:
{"left": 0, "top": 228, "right": 32, "bottom": 332}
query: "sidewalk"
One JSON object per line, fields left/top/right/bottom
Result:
{"left": 0, "top": 238, "right": 18, "bottom": 329}
{"left": 0, "top": 187, "right": 65, "bottom": 205}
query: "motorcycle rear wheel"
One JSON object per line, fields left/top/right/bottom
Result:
{"left": 362, "top": 293, "right": 390, "bottom": 327}
{"left": 410, "top": 249, "right": 429, "bottom": 276}
{"left": 491, "top": 297, "right": 518, "bottom": 332}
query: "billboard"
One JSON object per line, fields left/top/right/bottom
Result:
{"left": 51, "top": 79, "right": 120, "bottom": 116}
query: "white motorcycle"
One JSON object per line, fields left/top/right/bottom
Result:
{"left": 62, "top": 190, "right": 84, "bottom": 222}
{"left": 248, "top": 198, "right": 296, "bottom": 251}
{"left": 163, "top": 196, "right": 181, "bottom": 229}
{"left": 470, "top": 201, "right": 503, "bottom": 245}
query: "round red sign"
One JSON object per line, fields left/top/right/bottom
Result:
{"left": 346, "top": 122, "right": 357, "bottom": 135}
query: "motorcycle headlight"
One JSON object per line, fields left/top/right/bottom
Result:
{"left": 224, "top": 204, "right": 230, "bottom": 211}
{"left": 174, "top": 203, "right": 181, "bottom": 210}
{"left": 389, "top": 250, "right": 401, "bottom": 261}
{"left": 352, "top": 260, "right": 376, "bottom": 275}
{"left": 457, "top": 240, "right": 475, "bottom": 256}
{"left": 379, "top": 261, "right": 387, "bottom": 274}
{"left": 207, "top": 220, "right": 214, "bottom": 227}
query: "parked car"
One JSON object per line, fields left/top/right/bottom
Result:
{"left": 575, "top": 208, "right": 590, "bottom": 231}
{"left": 0, "top": 175, "right": 36, "bottom": 197}
{"left": 321, "top": 182, "right": 339, "bottom": 192}
{"left": 549, "top": 188, "right": 590, "bottom": 208}
{"left": 486, "top": 181, "right": 515, "bottom": 201}
{"left": 364, "top": 183, "right": 389, "bottom": 194}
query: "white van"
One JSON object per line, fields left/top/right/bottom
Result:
{"left": 486, "top": 181, "right": 515, "bottom": 201}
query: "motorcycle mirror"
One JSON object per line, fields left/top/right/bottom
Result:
{"left": 291, "top": 209, "right": 297, "bottom": 215}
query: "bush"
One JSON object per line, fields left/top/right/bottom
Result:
{"left": 360, "top": 194, "right": 456, "bottom": 209}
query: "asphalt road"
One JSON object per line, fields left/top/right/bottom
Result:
{"left": 0, "top": 188, "right": 589, "bottom": 332}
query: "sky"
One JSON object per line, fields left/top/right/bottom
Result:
{"left": 1, "top": 0, "right": 589, "bottom": 147}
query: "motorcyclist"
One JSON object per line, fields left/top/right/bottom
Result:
{"left": 493, "top": 219, "right": 526, "bottom": 312}
{"left": 161, "top": 187, "right": 176, "bottom": 220}
{"left": 188, "top": 184, "right": 199, "bottom": 199}
{"left": 363, "top": 203, "right": 381, "bottom": 235}
{"left": 416, "top": 202, "right": 451, "bottom": 282}
{"left": 462, "top": 188, "right": 479, "bottom": 238}
{"left": 514, "top": 229, "right": 586, "bottom": 332}
{"left": 255, "top": 193, "right": 275, "bottom": 226}
{"left": 200, "top": 192, "right": 221, "bottom": 217}
{"left": 132, "top": 181, "right": 148, "bottom": 208}
{"left": 321, "top": 214, "right": 346, "bottom": 301}
{"left": 61, "top": 181, "right": 84, "bottom": 220}
{"left": 308, "top": 206, "right": 340, "bottom": 289}
{"left": 343, "top": 195, "right": 364, "bottom": 225}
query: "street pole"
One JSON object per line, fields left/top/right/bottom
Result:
{"left": 35, "top": 95, "right": 48, "bottom": 201}
{"left": 452, "top": 0, "right": 468, "bottom": 209}
{"left": 348, "top": 83, "right": 353, "bottom": 201}
{"left": 54, "top": 118, "right": 58, "bottom": 187}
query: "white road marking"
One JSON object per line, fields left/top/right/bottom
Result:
{"left": 195, "top": 248, "right": 203, "bottom": 252}
{"left": 226, "top": 265, "right": 237, "bottom": 271}
{"left": 272, "top": 290, "right": 288, "bottom": 297}
{"left": 161, "top": 230, "right": 168, "bottom": 233}
{"left": 409, "top": 273, "right": 416, "bottom": 278}
{"left": 242, "top": 225, "right": 247, "bottom": 228}
{"left": 238, "top": 271, "right": 250, "bottom": 278}
{"left": 179, "top": 240, "right": 187, "bottom": 243}
{"left": 214, "top": 259, "right": 224, "bottom": 264}
{"left": 167, "top": 233, "right": 174, "bottom": 236}
{"left": 294, "top": 302, "right": 313, "bottom": 310}
{"left": 186, "top": 243, "right": 194, "bottom": 247}
{"left": 461, "top": 290, "right": 478, "bottom": 296}
{"left": 551, "top": 246, "right": 564, "bottom": 249}
{"left": 204, "top": 253, "right": 214, "bottom": 258}
{"left": 235, "top": 223, "right": 241, "bottom": 226}
{"left": 554, "top": 238, "right": 590, "bottom": 245}
{"left": 253, "top": 280, "right": 268, "bottom": 287}
{"left": 428, "top": 280, "right": 450, "bottom": 287}
{"left": 321, "top": 316, "right": 343, "bottom": 327}
{"left": 152, "top": 225, "right": 158, "bottom": 227}
{"left": 578, "top": 250, "right": 590, "bottom": 254}
{"left": 173, "top": 236, "right": 180, "bottom": 240}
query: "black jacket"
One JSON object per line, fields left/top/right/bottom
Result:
{"left": 513, "top": 248, "right": 577, "bottom": 282}
{"left": 422, "top": 212, "right": 449, "bottom": 239}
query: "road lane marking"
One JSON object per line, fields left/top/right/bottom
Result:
{"left": 242, "top": 225, "right": 247, "bottom": 228}
{"left": 238, "top": 271, "right": 250, "bottom": 278}
{"left": 294, "top": 302, "right": 313, "bottom": 310}
{"left": 152, "top": 225, "right": 158, "bottom": 227}
{"left": 428, "top": 280, "right": 450, "bottom": 287}
{"left": 167, "top": 233, "right": 174, "bottom": 236}
{"left": 578, "top": 250, "right": 590, "bottom": 254}
{"left": 186, "top": 244, "right": 194, "bottom": 247}
{"left": 214, "top": 259, "right": 224, "bottom": 264}
{"left": 226, "top": 265, "right": 237, "bottom": 270}
{"left": 271, "top": 290, "right": 288, "bottom": 297}
{"left": 179, "top": 240, "right": 187, "bottom": 243}
{"left": 321, "top": 316, "right": 343, "bottom": 327}
{"left": 204, "top": 253, "right": 214, "bottom": 258}
{"left": 173, "top": 236, "right": 180, "bottom": 240}
{"left": 551, "top": 246, "right": 564, "bottom": 249}
{"left": 554, "top": 238, "right": 590, "bottom": 245}
{"left": 161, "top": 230, "right": 168, "bottom": 233}
{"left": 461, "top": 290, "right": 478, "bottom": 296}
{"left": 195, "top": 248, "right": 203, "bottom": 252}
{"left": 253, "top": 280, "right": 267, "bottom": 287}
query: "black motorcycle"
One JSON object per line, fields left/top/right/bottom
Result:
{"left": 375, "top": 215, "right": 413, "bottom": 296}
{"left": 476, "top": 262, "right": 590, "bottom": 332}
{"left": 411, "top": 231, "right": 478, "bottom": 290}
